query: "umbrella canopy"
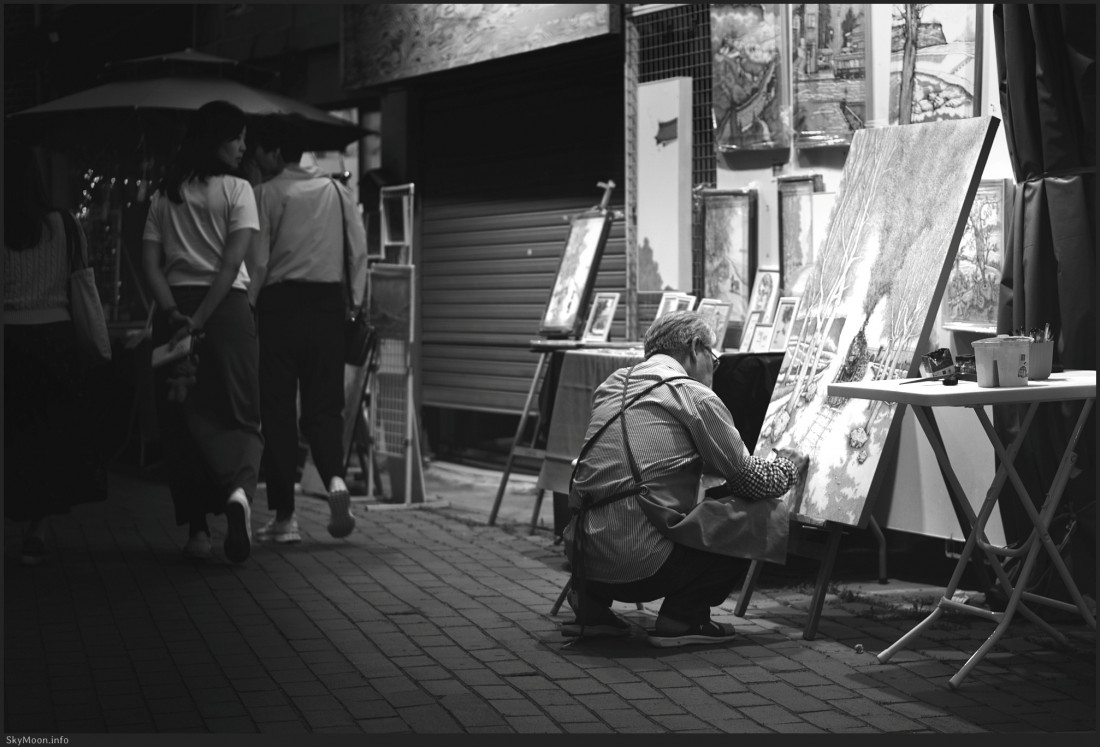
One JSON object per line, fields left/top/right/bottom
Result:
{"left": 7, "top": 76, "right": 371, "bottom": 152}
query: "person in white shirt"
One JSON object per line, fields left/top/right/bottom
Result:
{"left": 142, "top": 100, "right": 263, "bottom": 564}
{"left": 247, "top": 115, "right": 368, "bottom": 543}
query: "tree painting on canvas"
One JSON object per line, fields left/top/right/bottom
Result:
{"left": 890, "top": 4, "right": 979, "bottom": 125}
{"left": 942, "top": 180, "right": 1010, "bottom": 332}
{"left": 755, "top": 116, "right": 997, "bottom": 527}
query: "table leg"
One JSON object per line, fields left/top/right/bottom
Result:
{"left": 880, "top": 402, "right": 1040, "bottom": 667}
{"left": 972, "top": 399, "right": 1097, "bottom": 629}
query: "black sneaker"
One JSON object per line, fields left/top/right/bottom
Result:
{"left": 646, "top": 620, "right": 738, "bottom": 648}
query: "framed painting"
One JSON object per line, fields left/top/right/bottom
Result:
{"left": 768, "top": 297, "right": 801, "bottom": 352}
{"left": 942, "top": 179, "right": 1013, "bottom": 333}
{"left": 539, "top": 210, "right": 613, "bottom": 339}
{"left": 711, "top": 4, "right": 791, "bottom": 151}
{"left": 889, "top": 4, "right": 981, "bottom": 125}
{"left": 748, "top": 323, "right": 774, "bottom": 353}
{"left": 656, "top": 292, "right": 696, "bottom": 320}
{"left": 699, "top": 189, "right": 757, "bottom": 327}
{"left": 582, "top": 291, "right": 621, "bottom": 343}
{"left": 739, "top": 310, "right": 762, "bottom": 352}
{"left": 778, "top": 175, "right": 831, "bottom": 297}
{"left": 746, "top": 269, "right": 781, "bottom": 324}
{"left": 755, "top": 116, "right": 997, "bottom": 527}
{"left": 697, "top": 298, "right": 734, "bottom": 350}
{"left": 792, "top": 4, "right": 868, "bottom": 148}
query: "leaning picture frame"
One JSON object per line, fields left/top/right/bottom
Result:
{"left": 746, "top": 269, "right": 781, "bottom": 324}
{"left": 581, "top": 291, "right": 620, "bottom": 343}
{"left": 696, "top": 298, "right": 733, "bottom": 350}
{"left": 768, "top": 296, "right": 800, "bottom": 353}
{"left": 538, "top": 210, "right": 613, "bottom": 339}
{"left": 655, "top": 291, "right": 695, "bottom": 319}
{"left": 748, "top": 323, "right": 774, "bottom": 354}
{"left": 739, "top": 310, "right": 762, "bottom": 352}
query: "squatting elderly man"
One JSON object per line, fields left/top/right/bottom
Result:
{"left": 562, "top": 310, "right": 798, "bottom": 647}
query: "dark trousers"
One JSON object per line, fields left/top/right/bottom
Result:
{"left": 257, "top": 281, "right": 346, "bottom": 513}
{"left": 153, "top": 288, "right": 263, "bottom": 527}
{"left": 585, "top": 543, "right": 750, "bottom": 626}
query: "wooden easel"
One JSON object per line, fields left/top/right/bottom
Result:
{"left": 488, "top": 180, "right": 620, "bottom": 527}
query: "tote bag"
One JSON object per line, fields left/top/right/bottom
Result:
{"left": 61, "top": 211, "right": 112, "bottom": 368}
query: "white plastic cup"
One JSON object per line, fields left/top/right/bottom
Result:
{"left": 973, "top": 336, "right": 1030, "bottom": 387}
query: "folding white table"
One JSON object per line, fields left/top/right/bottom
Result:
{"left": 827, "top": 370, "right": 1096, "bottom": 688}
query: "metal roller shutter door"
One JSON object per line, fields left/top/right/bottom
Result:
{"left": 418, "top": 38, "right": 625, "bottom": 414}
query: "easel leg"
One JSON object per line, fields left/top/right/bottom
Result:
{"left": 529, "top": 489, "right": 546, "bottom": 535}
{"left": 803, "top": 524, "right": 844, "bottom": 641}
{"left": 734, "top": 560, "right": 764, "bottom": 617}
{"left": 489, "top": 351, "right": 549, "bottom": 526}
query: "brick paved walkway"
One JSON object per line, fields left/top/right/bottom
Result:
{"left": 2, "top": 464, "right": 1095, "bottom": 736}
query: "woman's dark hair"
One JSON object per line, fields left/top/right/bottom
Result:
{"left": 158, "top": 100, "right": 247, "bottom": 203}
{"left": 4, "top": 141, "right": 56, "bottom": 251}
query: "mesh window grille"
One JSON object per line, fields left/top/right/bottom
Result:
{"left": 632, "top": 5, "right": 715, "bottom": 299}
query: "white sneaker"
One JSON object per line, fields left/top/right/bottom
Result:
{"left": 256, "top": 515, "right": 301, "bottom": 543}
{"left": 224, "top": 489, "right": 252, "bottom": 563}
{"left": 183, "top": 531, "right": 212, "bottom": 562}
{"left": 327, "top": 476, "right": 356, "bottom": 539}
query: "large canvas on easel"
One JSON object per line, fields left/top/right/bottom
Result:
{"left": 755, "top": 116, "right": 997, "bottom": 527}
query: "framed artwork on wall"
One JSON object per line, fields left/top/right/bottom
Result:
{"left": 888, "top": 4, "right": 981, "bottom": 126}
{"left": 582, "top": 291, "right": 621, "bottom": 343}
{"left": 697, "top": 298, "right": 734, "bottom": 350}
{"left": 942, "top": 178, "right": 1013, "bottom": 333}
{"left": 539, "top": 210, "right": 613, "bottom": 339}
{"left": 792, "top": 4, "right": 869, "bottom": 148}
{"left": 711, "top": 3, "right": 792, "bottom": 151}
{"left": 698, "top": 188, "right": 757, "bottom": 330}
{"left": 746, "top": 269, "right": 781, "bottom": 324}
{"left": 768, "top": 296, "right": 801, "bottom": 352}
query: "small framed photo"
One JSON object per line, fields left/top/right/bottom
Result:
{"left": 748, "top": 323, "right": 774, "bottom": 354}
{"left": 696, "top": 298, "right": 733, "bottom": 350}
{"left": 768, "top": 296, "right": 800, "bottom": 353}
{"left": 739, "top": 311, "right": 761, "bottom": 352}
{"left": 656, "top": 292, "right": 696, "bottom": 319}
{"left": 746, "top": 269, "right": 781, "bottom": 324}
{"left": 581, "top": 291, "right": 620, "bottom": 343}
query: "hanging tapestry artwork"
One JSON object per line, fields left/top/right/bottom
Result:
{"left": 756, "top": 116, "right": 998, "bottom": 527}
{"left": 711, "top": 4, "right": 791, "bottom": 151}
{"left": 792, "top": 4, "right": 868, "bottom": 148}
{"left": 889, "top": 4, "right": 980, "bottom": 125}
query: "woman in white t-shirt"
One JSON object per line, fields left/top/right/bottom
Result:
{"left": 142, "top": 100, "right": 262, "bottom": 564}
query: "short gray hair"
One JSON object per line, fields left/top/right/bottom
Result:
{"left": 644, "top": 310, "right": 714, "bottom": 359}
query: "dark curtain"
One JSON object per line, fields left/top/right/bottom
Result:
{"left": 992, "top": 4, "right": 1096, "bottom": 605}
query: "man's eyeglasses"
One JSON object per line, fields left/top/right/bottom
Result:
{"left": 699, "top": 341, "right": 720, "bottom": 371}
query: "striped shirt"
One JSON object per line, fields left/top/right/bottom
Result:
{"left": 565, "top": 354, "right": 795, "bottom": 583}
